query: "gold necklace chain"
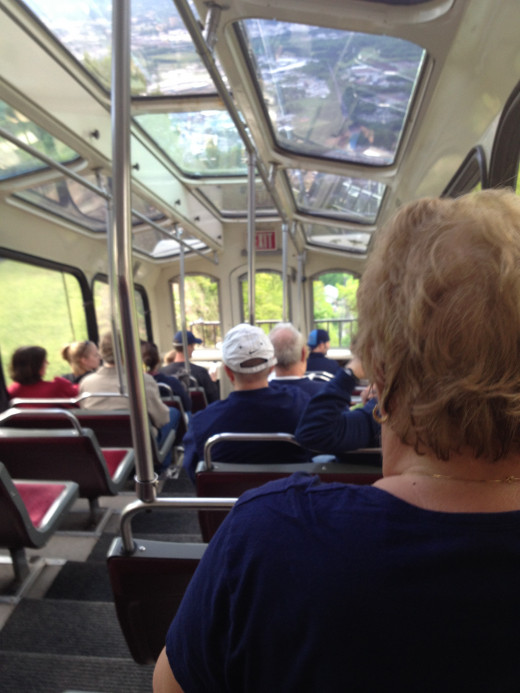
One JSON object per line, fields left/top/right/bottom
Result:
{"left": 429, "top": 473, "right": 520, "bottom": 484}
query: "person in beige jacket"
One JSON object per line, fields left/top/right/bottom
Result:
{"left": 79, "top": 332, "right": 179, "bottom": 470}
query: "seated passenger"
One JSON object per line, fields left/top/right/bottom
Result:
{"left": 154, "top": 190, "right": 520, "bottom": 692}
{"left": 80, "top": 332, "right": 179, "bottom": 471}
{"left": 268, "top": 322, "right": 326, "bottom": 397}
{"left": 7, "top": 346, "right": 78, "bottom": 403}
{"left": 61, "top": 340, "right": 100, "bottom": 384}
{"left": 160, "top": 330, "right": 219, "bottom": 404}
{"left": 295, "top": 354, "right": 380, "bottom": 457}
{"left": 141, "top": 341, "right": 191, "bottom": 415}
{"left": 305, "top": 328, "right": 340, "bottom": 375}
{"left": 181, "top": 323, "right": 311, "bottom": 482}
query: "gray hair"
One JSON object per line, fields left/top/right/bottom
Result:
{"left": 269, "top": 323, "right": 305, "bottom": 368}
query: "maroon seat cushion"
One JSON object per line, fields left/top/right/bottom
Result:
{"left": 102, "top": 448, "right": 128, "bottom": 477}
{"left": 15, "top": 482, "right": 67, "bottom": 528}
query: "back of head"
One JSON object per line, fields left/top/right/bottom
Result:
{"left": 222, "top": 323, "right": 277, "bottom": 381}
{"left": 9, "top": 345, "right": 47, "bottom": 385}
{"left": 307, "top": 328, "right": 330, "bottom": 350}
{"left": 99, "top": 332, "right": 116, "bottom": 365}
{"left": 172, "top": 330, "right": 202, "bottom": 348}
{"left": 61, "top": 340, "right": 95, "bottom": 376}
{"left": 141, "top": 341, "right": 160, "bottom": 372}
{"left": 356, "top": 189, "right": 520, "bottom": 461}
{"left": 269, "top": 322, "right": 305, "bottom": 369}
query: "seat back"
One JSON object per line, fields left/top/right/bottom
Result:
{"left": 196, "top": 453, "right": 383, "bottom": 541}
{"left": 0, "top": 462, "right": 79, "bottom": 584}
{"left": 0, "top": 406, "right": 167, "bottom": 470}
{"left": 0, "top": 462, "right": 77, "bottom": 549}
{"left": 0, "top": 426, "right": 131, "bottom": 499}
{"left": 107, "top": 497, "right": 235, "bottom": 664}
{"left": 189, "top": 386, "right": 208, "bottom": 413}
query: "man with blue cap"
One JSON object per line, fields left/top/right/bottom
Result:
{"left": 306, "top": 328, "right": 340, "bottom": 376}
{"left": 160, "top": 330, "right": 219, "bottom": 404}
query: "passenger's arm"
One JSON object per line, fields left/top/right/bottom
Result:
{"left": 153, "top": 647, "right": 184, "bottom": 693}
{"left": 295, "top": 368, "right": 379, "bottom": 455}
{"left": 181, "top": 424, "right": 199, "bottom": 483}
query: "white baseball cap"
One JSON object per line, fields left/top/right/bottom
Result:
{"left": 222, "top": 323, "right": 277, "bottom": 374}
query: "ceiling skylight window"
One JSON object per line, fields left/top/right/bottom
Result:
{"left": 240, "top": 19, "right": 425, "bottom": 165}
{"left": 22, "top": 0, "right": 218, "bottom": 96}
{"left": 287, "top": 169, "right": 385, "bottom": 223}
{"left": 136, "top": 111, "right": 248, "bottom": 176}
{"left": 197, "top": 181, "right": 277, "bottom": 217}
{"left": 302, "top": 222, "right": 371, "bottom": 253}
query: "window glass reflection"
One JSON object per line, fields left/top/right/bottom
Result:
{"left": 240, "top": 19, "right": 425, "bottom": 165}
{"left": 0, "top": 100, "right": 78, "bottom": 179}
{"left": 136, "top": 111, "right": 247, "bottom": 176}
{"left": 287, "top": 169, "right": 384, "bottom": 223}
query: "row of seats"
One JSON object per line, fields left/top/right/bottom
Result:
{"left": 0, "top": 405, "right": 139, "bottom": 594}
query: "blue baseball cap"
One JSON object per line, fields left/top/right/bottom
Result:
{"left": 173, "top": 330, "right": 202, "bottom": 346}
{"left": 308, "top": 329, "right": 330, "bottom": 348}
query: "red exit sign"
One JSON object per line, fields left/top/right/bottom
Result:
{"left": 255, "top": 230, "right": 276, "bottom": 251}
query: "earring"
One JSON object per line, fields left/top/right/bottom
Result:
{"left": 372, "top": 405, "right": 388, "bottom": 424}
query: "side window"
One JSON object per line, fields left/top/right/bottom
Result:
{"left": 0, "top": 257, "right": 88, "bottom": 383}
{"left": 93, "top": 277, "right": 149, "bottom": 342}
{"left": 312, "top": 272, "right": 359, "bottom": 347}
{"left": 240, "top": 271, "right": 284, "bottom": 333}
{"left": 171, "top": 274, "right": 221, "bottom": 347}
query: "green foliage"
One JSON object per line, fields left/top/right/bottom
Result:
{"left": 173, "top": 275, "right": 221, "bottom": 346}
{"left": 242, "top": 272, "right": 283, "bottom": 331}
{"left": 312, "top": 272, "right": 359, "bottom": 347}
{"left": 0, "top": 259, "right": 88, "bottom": 384}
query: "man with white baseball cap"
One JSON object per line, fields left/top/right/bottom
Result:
{"left": 181, "top": 323, "right": 311, "bottom": 482}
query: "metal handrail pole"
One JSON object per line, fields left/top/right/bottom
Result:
{"left": 111, "top": 0, "right": 156, "bottom": 500}
{"left": 282, "top": 222, "right": 289, "bottom": 322}
{"left": 176, "top": 226, "right": 191, "bottom": 374}
{"left": 247, "top": 150, "right": 256, "bottom": 325}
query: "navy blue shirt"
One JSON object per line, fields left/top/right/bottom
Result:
{"left": 269, "top": 376, "right": 325, "bottom": 398}
{"left": 167, "top": 473, "right": 520, "bottom": 692}
{"left": 182, "top": 386, "right": 311, "bottom": 481}
{"left": 306, "top": 351, "right": 340, "bottom": 375}
{"left": 152, "top": 371, "right": 191, "bottom": 412}
{"left": 295, "top": 368, "right": 380, "bottom": 455}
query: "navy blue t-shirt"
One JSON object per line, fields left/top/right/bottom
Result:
{"left": 182, "top": 386, "right": 311, "bottom": 480}
{"left": 167, "top": 473, "right": 520, "bottom": 692}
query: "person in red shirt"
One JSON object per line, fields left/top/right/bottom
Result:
{"left": 7, "top": 345, "right": 78, "bottom": 404}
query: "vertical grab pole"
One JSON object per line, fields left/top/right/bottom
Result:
{"left": 111, "top": 0, "right": 156, "bottom": 500}
{"left": 296, "top": 250, "right": 306, "bottom": 333}
{"left": 176, "top": 226, "right": 190, "bottom": 375}
{"left": 282, "top": 222, "right": 289, "bottom": 322}
{"left": 247, "top": 151, "right": 256, "bottom": 326}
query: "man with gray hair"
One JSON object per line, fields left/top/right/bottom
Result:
{"left": 181, "top": 323, "right": 311, "bottom": 482}
{"left": 268, "top": 322, "right": 325, "bottom": 398}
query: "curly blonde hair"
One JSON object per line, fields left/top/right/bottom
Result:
{"left": 356, "top": 189, "right": 520, "bottom": 461}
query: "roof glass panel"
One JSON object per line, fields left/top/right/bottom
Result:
{"left": 136, "top": 111, "right": 248, "bottom": 176}
{"left": 287, "top": 169, "right": 384, "bottom": 223}
{"left": 22, "top": 0, "right": 217, "bottom": 96}
{"left": 197, "top": 181, "right": 277, "bottom": 217}
{"left": 138, "top": 234, "right": 208, "bottom": 259}
{"left": 0, "top": 100, "right": 78, "bottom": 180}
{"left": 302, "top": 222, "right": 371, "bottom": 253}
{"left": 240, "top": 19, "right": 425, "bottom": 165}
{"left": 12, "top": 175, "right": 170, "bottom": 237}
